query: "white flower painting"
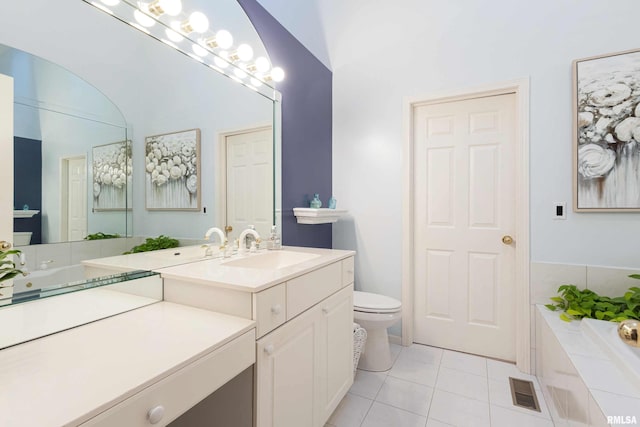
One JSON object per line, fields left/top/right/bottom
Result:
{"left": 145, "top": 129, "right": 200, "bottom": 210}
{"left": 575, "top": 49, "right": 640, "bottom": 210}
{"left": 92, "top": 141, "right": 132, "bottom": 211}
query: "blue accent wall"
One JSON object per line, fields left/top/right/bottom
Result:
{"left": 236, "top": 0, "right": 333, "bottom": 248}
{"left": 13, "top": 137, "right": 42, "bottom": 244}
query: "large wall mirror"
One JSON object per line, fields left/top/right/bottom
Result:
{"left": 0, "top": 0, "right": 280, "bottom": 254}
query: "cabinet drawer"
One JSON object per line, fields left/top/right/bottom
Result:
{"left": 82, "top": 329, "right": 255, "bottom": 427}
{"left": 341, "top": 257, "right": 354, "bottom": 287}
{"left": 253, "top": 283, "right": 286, "bottom": 338}
{"left": 287, "top": 262, "right": 341, "bottom": 320}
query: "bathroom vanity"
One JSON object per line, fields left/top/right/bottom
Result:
{"left": 1, "top": 246, "right": 355, "bottom": 427}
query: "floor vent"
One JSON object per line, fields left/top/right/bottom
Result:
{"left": 509, "top": 377, "right": 541, "bottom": 412}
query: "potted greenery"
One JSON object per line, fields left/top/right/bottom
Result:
{"left": 0, "top": 248, "right": 27, "bottom": 301}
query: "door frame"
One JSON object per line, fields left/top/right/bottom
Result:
{"left": 60, "top": 155, "right": 87, "bottom": 241}
{"left": 217, "top": 122, "right": 272, "bottom": 237}
{"left": 401, "top": 78, "right": 531, "bottom": 372}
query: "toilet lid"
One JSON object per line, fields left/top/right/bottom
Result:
{"left": 353, "top": 291, "right": 401, "bottom": 313}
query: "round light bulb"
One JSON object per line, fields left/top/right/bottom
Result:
{"left": 254, "top": 56, "right": 270, "bottom": 73}
{"left": 192, "top": 44, "right": 208, "bottom": 57}
{"left": 214, "top": 51, "right": 230, "bottom": 69}
{"left": 189, "top": 11, "right": 209, "bottom": 33}
{"left": 100, "top": 0, "right": 120, "bottom": 5}
{"left": 271, "top": 67, "right": 285, "bottom": 82}
{"left": 134, "top": 9, "right": 156, "bottom": 27}
{"left": 237, "top": 44, "right": 253, "bottom": 62}
{"left": 234, "top": 68, "right": 247, "bottom": 79}
{"left": 157, "top": 0, "right": 181, "bottom": 16}
{"left": 215, "top": 30, "right": 233, "bottom": 50}
{"left": 165, "top": 28, "right": 184, "bottom": 42}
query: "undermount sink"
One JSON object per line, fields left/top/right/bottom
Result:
{"left": 222, "top": 250, "right": 320, "bottom": 270}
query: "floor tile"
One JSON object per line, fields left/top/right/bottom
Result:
{"left": 400, "top": 344, "right": 443, "bottom": 366}
{"left": 327, "top": 392, "right": 373, "bottom": 427}
{"left": 388, "top": 352, "right": 440, "bottom": 386}
{"left": 428, "top": 389, "right": 490, "bottom": 426}
{"left": 487, "top": 359, "right": 536, "bottom": 382}
{"left": 361, "top": 402, "right": 427, "bottom": 427}
{"left": 425, "top": 419, "right": 453, "bottom": 427}
{"left": 376, "top": 375, "right": 434, "bottom": 416}
{"left": 350, "top": 369, "right": 387, "bottom": 400}
{"left": 440, "top": 349, "right": 487, "bottom": 377}
{"left": 390, "top": 343, "right": 403, "bottom": 363}
{"left": 489, "top": 405, "right": 554, "bottom": 427}
{"left": 435, "top": 367, "right": 489, "bottom": 402}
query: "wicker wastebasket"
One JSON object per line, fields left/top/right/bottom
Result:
{"left": 353, "top": 323, "right": 367, "bottom": 374}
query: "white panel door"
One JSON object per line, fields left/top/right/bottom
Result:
{"left": 226, "top": 128, "right": 273, "bottom": 240}
{"left": 0, "top": 74, "right": 13, "bottom": 246}
{"left": 413, "top": 93, "right": 516, "bottom": 361}
{"left": 68, "top": 157, "right": 87, "bottom": 241}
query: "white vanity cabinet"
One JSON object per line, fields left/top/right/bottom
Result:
{"left": 256, "top": 284, "right": 353, "bottom": 427}
{"left": 156, "top": 249, "right": 356, "bottom": 427}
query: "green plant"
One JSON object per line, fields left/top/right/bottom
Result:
{"left": 545, "top": 276, "right": 640, "bottom": 322}
{"left": 124, "top": 235, "right": 179, "bottom": 254}
{"left": 0, "top": 249, "right": 27, "bottom": 285}
{"left": 84, "top": 232, "right": 121, "bottom": 240}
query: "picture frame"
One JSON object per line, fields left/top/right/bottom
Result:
{"left": 145, "top": 128, "right": 201, "bottom": 211}
{"left": 92, "top": 140, "right": 132, "bottom": 211}
{"left": 573, "top": 48, "right": 640, "bottom": 211}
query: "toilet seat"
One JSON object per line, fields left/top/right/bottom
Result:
{"left": 354, "top": 291, "right": 401, "bottom": 314}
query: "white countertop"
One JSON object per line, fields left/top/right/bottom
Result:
{"left": 0, "top": 302, "right": 255, "bottom": 427}
{"left": 156, "top": 246, "right": 355, "bottom": 292}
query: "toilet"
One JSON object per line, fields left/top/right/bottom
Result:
{"left": 353, "top": 291, "right": 402, "bottom": 372}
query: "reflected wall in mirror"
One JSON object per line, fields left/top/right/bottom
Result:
{"left": 0, "top": 0, "right": 280, "bottom": 260}
{"left": 1, "top": 44, "right": 129, "bottom": 246}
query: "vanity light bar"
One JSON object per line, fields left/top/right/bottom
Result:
{"left": 88, "top": 0, "right": 283, "bottom": 98}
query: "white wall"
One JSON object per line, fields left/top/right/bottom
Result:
{"left": 1, "top": 0, "right": 272, "bottom": 242}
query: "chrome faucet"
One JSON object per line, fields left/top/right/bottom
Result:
{"left": 238, "top": 226, "right": 260, "bottom": 253}
{"left": 203, "top": 227, "right": 227, "bottom": 256}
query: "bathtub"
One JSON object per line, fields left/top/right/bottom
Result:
{"left": 581, "top": 317, "right": 640, "bottom": 390}
{"left": 13, "top": 264, "right": 86, "bottom": 294}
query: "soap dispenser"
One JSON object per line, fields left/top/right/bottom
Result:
{"left": 268, "top": 225, "right": 281, "bottom": 250}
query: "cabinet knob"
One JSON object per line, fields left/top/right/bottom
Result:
{"left": 271, "top": 304, "right": 282, "bottom": 315}
{"left": 322, "top": 307, "right": 329, "bottom": 314}
{"left": 147, "top": 405, "right": 165, "bottom": 424}
{"left": 264, "top": 344, "right": 275, "bottom": 355}
{"left": 346, "top": 269, "right": 354, "bottom": 274}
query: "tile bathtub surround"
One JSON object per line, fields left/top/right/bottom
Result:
{"left": 327, "top": 343, "right": 554, "bottom": 427}
{"left": 535, "top": 305, "right": 640, "bottom": 426}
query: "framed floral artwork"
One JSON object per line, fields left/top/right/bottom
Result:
{"left": 145, "top": 128, "right": 201, "bottom": 211}
{"left": 92, "top": 140, "right": 132, "bottom": 211}
{"left": 574, "top": 48, "right": 640, "bottom": 211}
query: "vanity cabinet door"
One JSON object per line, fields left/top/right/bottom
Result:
{"left": 256, "top": 306, "right": 322, "bottom": 427}
{"left": 318, "top": 285, "right": 354, "bottom": 422}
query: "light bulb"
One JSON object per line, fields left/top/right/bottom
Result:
{"left": 270, "top": 67, "right": 285, "bottom": 82}
{"left": 214, "top": 51, "right": 230, "bottom": 69}
{"left": 151, "top": 0, "right": 182, "bottom": 16}
{"left": 192, "top": 43, "right": 208, "bottom": 57}
{"left": 100, "top": 0, "right": 120, "bottom": 5}
{"left": 254, "top": 57, "right": 270, "bottom": 73}
{"left": 134, "top": 9, "right": 156, "bottom": 27}
{"left": 237, "top": 44, "right": 253, "bottom": 62}
{"left": 165, "top": 28, "right": 184, "bottom": 42}
{"left": 181, "top": 11, "right": 209, "bottom": 33}
{"left": 215, "top": 30, "right": 233, "bottom": 49}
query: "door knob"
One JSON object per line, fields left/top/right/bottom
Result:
{"left": 225, "top": 225, "right": 233, "bottom": 233}
{"left": 502, "top": 235, "right": 514, "bottom": 245}
{"left": 0, "top": 241, "right": 12, "bottom": 250}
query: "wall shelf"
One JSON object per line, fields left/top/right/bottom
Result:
{"left": 13, "top": 210, "right": 39, "bottom": 218}
{"left": 293, "top": 208, "right": 347, "bottom": 224}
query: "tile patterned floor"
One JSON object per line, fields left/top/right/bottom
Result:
{"left": 326, "top": 344, "right": 554, "bottom": 427}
